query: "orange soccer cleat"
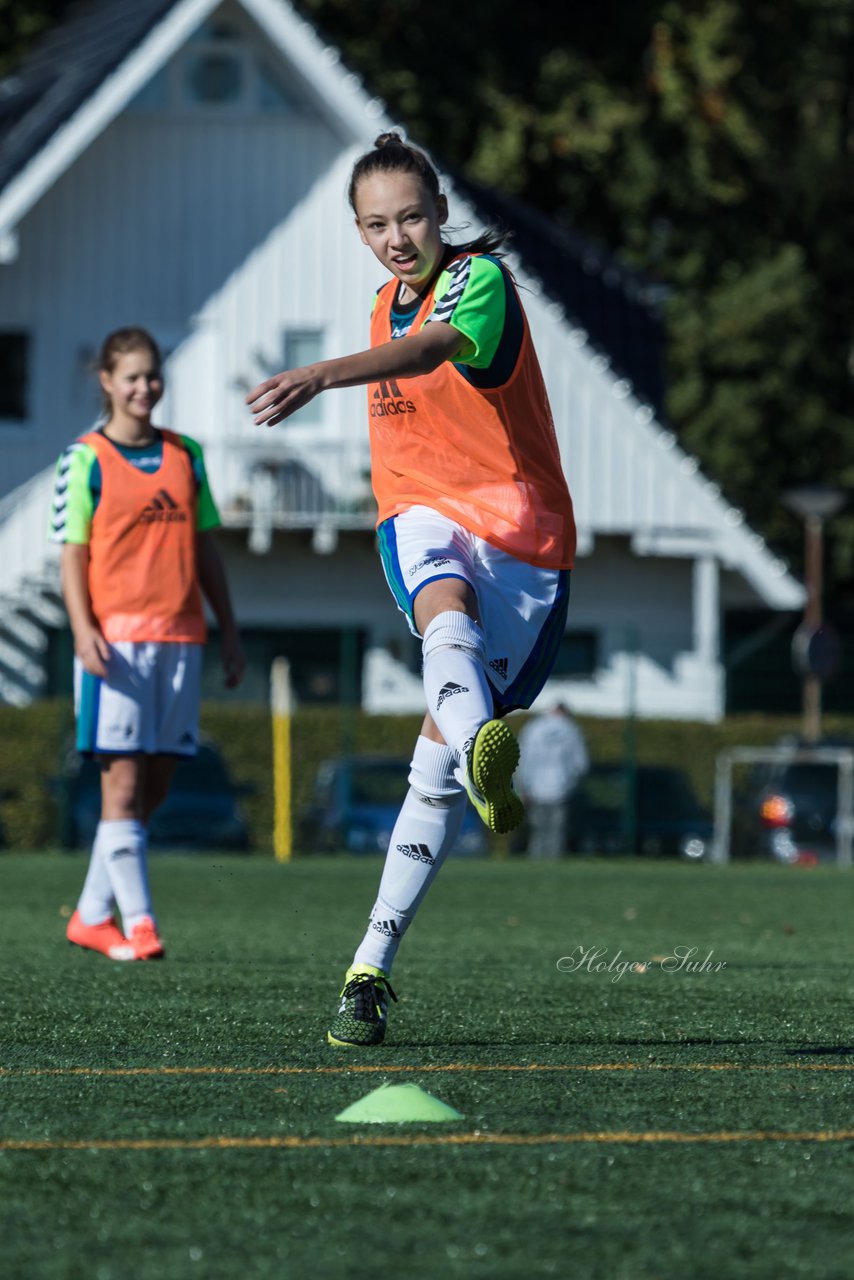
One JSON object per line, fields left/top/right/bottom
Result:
{"left": 66, "top": 910, "right": 135, "bottom": 962}
{"left": 128, "top": 916, "right": 166, "bottom": 961}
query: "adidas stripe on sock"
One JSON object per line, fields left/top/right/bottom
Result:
{"left": 421, "top": 611, "right": 493, "bottom": 763}
{"left": 352, "top": 737, "right": 466, "bottom": 973}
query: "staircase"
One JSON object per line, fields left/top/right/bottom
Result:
{"left": 0, "top": 468, "right": 65, "bottom": 706}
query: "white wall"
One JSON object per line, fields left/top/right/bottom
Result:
{"left": 0, "top": 97, "right": 355, "bottom": 496}
{"left": 211, "top": 528, "right": 723, "bottom": 720}
{"left": 216, "top": 528, "right": 395, "bottom": 628}
{"left": 0, "top": 11, "right": 800, "bottom": 720}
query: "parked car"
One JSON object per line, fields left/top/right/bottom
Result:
{"left": 297, "top": 756, "right": 489, "bottom": 856}
{"left": 567, "top": 763, "right": 713, "bottom": 859}
{"left": 57, "top": 740, "right": 253, "bottom": 851}
{"left": 729, "top": 738, "right": 854, "bottom": 865}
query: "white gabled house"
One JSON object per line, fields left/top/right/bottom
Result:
{"left": 0, "top": 0, "right": 803, "bottom": 717}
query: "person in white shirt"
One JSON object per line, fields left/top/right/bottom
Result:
{"left": 516, "top": 703, "right": 589, "bottom": 857}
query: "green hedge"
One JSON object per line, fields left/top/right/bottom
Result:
{"left": 0, "top": 701, "right": 76, "bottom": 849}
{"left": 199, "top": 704, "right": 427, "bottom": 855}
{"left": 3, "top": 699, "right": 854, "bottom": 852}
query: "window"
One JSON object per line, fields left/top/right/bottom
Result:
{"left": 185, "top": 50, "right": 244, "bottom": 105}
{"left": 405, "top": 630, "right": 598, "bottom": 680}
{"left": 203, "top": 627, "right": 365, "bottom": 704}
{"left": 49, "top": 625, "right": 366, "bottom": 705}
{"left": 551, "top": 631, "right": 598, "bottom": 677}
{"left": 129, "top": 17, "right": 301, "bottom": 115}
{"left": 283, "top": 330, "right": 324, "bottom": 424}
{"left": 0, "top": 332, "right": 29, "bottom": 420}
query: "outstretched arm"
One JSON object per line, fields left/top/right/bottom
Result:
{"left": 196, "top": 530, "right": 245, "bottom": 689}
{"left": 246, "top": 322, "right": 466, "bottom": 427}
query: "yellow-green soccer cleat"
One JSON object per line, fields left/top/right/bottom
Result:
{"left": 327, "top": 964, "right": 398, "bottom": 1047}
{"left": 464, "top": 719, "right": 524, "bottom": 834}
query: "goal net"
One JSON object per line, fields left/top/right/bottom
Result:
{"left": 711, "top": 744, "right": 854, "bottom": 867}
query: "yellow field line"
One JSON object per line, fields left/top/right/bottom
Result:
{"left": 1, "top": 1062, "right": 853, "bottom": 1078}
{"left": 3, "top": 1129, "right": 854, "bottom": 1152}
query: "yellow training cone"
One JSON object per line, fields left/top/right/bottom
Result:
{"left": 335, "top": 1082, "right": 464, "bottom": 1124}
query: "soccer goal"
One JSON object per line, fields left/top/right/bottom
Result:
{"left": 711, "top": 744, "right": 854, "bottom": 867}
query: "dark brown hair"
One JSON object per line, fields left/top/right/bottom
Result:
{"left": 349, "top": 132, "right": 509, "bottom": 259}
{"left": 98, "top": 327, "right": 162, "bottom": 414}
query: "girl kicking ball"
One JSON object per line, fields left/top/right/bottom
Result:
{"left": 248, "top": 133, "right": 575, "bottom": 1044}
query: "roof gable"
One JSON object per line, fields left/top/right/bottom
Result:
{"left": 0, "top": 0, "right": 804, "bottom": 611}
{"left": 450, "top": 170, "right": 668, "bottom": 418}
{"left": 0, "top": 0, "right": 181, "bottom": 197}
{"left": 0, "top": 0, "right": 391, "bottom": 252}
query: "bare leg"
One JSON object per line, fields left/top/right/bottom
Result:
{"left": 142, "top": 754, "right": 179, "bottom": 823}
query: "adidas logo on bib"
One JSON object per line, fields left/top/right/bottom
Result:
{"left": 140, "top": 488, "right": 187, "bottom": 524}
{"left": 370, "top": 378, "right": 416, "bottom": 417}
{"left": 489, "top": 656, "right": 509, "bottom": 681}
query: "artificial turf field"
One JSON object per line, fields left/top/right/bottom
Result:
{"left": 2, "top": 852, "right": 854, "bottom": 1280}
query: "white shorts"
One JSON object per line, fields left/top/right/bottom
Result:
{"left": 74, "top": 641, "right": 202, "bottom": 756}
{"left": 377, "top": 506, "right": 570, "bottom": 712}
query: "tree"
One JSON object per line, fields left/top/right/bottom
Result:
{"left": 0, "top": 1, "right": 74, "bottom": 77}
{"left": 6, "top": 0, "right": 854, "bottom": 590}
{"left": 294, "top": 0, "right": 854, "bottom": 593}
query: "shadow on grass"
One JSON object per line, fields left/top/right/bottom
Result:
{"left": 785, "top": 1044, "right": 854, "bottom": 1056}
{"left": 387, "top": 1036, "right": 854, "bottom": 1056}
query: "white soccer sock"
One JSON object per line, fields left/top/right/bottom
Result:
{"left": 421, "top": 611, "right": 493, "bottom": 763}
{"left": 76, "top": 826, "right": 116, "bottom": 926}
{"left": 97, "top": 819, "right": 155, "bottom": 933}
{"left": 352, "top": 737, "right": 466, "bottom": 975}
